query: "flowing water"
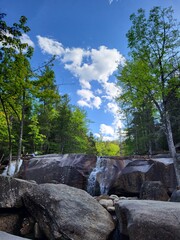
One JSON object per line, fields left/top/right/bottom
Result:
{"left": 87, "top": 157, "right": 109, "bottom": 196}
{"left": 1, "top": 159, "right": 23, "bottom": 176}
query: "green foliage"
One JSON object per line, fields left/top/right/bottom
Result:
{"left": 116, "top": 6, "right": 180, "bottom": 156}
{"left": 0, "top": 13, "right": 97, "bottom": 158}
{"left": 95, "top": 140, "right": 120, "bottom": 156}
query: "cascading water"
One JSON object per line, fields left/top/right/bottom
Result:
{"left": 87, "top": 156, "right": 109, "bottom": 196}
{"left": 1, "top": 159, "right": 23, "bottom": 176}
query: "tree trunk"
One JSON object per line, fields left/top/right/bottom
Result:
{"left": 164, "top": 112, "right": 180, "bottom": 186}
{"left": 15, "top": 90, "right": 25, "bottom": 174}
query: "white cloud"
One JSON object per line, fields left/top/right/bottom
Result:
{"left": 77, "top": 100, "right": 91, "bottom": 108}
{"left": 62, "top": 47, "right": 85, "bottom": 66}
{"left": 20, "top": 33, "right": 35, "bottom": 48}
{"left": 0, "top": 32, "right": 34, "bottom": 51}
{"left": 109, "top": 0, "right": 119, "bottom": 4}
{"left": 70, "top": 46, "right": 125, "bottom": 90}
{"left": 100, "top": 124, "right": 115, "bottom": 136}
{"left": 102, "top": 82, "right": 121, "bottom": 100}
{"left": 37, "top": 35, "right": 64, "bottom": 55}
{"left": 36, "top": 35, "right": 125, "bottom": 140}
{"left": 77, "top": 89, "right": 102, "bottom": 109}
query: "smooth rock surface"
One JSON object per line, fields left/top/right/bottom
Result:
{"left": 23, "top": 183, "right": 115, "bottom": 240}
{"left": 115, "top": 200, "right": 180, "bottom": 240}
{"left": 18, "top": 154, "right": 96, "bottom": 190}
{"left": 0, "top": 231, "right": 31, "bottom": 240}
{"left": 111, "top": 158, "right": 177, "bottom": 196}
{"left": 0, "top": 175, "right": 36, "bottom": 208}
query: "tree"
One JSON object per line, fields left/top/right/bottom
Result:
{"left": 117, "top": 7, "right": 180, "bottom": 185}
{"left": 95, "top": 140, "right": 120, "bottom": 156}
{"left": 0, "top": 13, "right": 34, "bottom": 173}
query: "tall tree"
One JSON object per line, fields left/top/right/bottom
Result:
{"left": 117, "top": 7, "right": 180, "bottom": 184}
{"left": 0, "top": 13, "right": 33, "bottom": 172}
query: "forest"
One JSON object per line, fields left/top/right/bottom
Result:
{"left": 0, "top": 12, "right": 120, "bottom": 170}
{"left": 0, "top": 6, "right": 180, "bottom": 173}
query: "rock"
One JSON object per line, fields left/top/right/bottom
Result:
{"left": 107, "top": 206, "right": 115, "bottom": 212}
{"left": 170, "top": 189, "right": 180, "bottom": 202}
{"left": 20, "top": 216, "right": 35, "bottom": 236}
{"left": 23, "top": 183, "right": 115, "bottom": 240}
{"left": 0, "top": 175, "right": 36, "bottom": 208}
{"left": 115, "top": 200, "right": 180, "bottom": 240}
{"left": 0, "top": 231, "right": 31, "bottom": 240}
{"left": 140, "top": 181, "right": 169, "bottom": 201}
{"left": 111, "top": 158, "right": 177, "bottom": 196}
{"left": 18, "top": 154, "right": 96, "bottom": 190}
{"left": 87, "top": 156, "right": 130, "bottom": 195}
{"left": 0, "top": 214, "right": 21, "bottom": 234}
{"left": 99, "top": 199, "right": 114, "bottom": 209}
{"left": 109, "top": 194, "right": 119, "bottom": 200}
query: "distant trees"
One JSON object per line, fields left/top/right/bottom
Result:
{"left": 116, "top": 7, "right": 180, "bottom": 184}
{"left": 0, "top": 13, "right": 103, "bottom": 174}
{"left": 95, "top": 140, "right": 120, "bottom": 156}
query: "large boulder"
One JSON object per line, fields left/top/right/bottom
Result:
{"left": 110, "top": 158, "right": 177, "bottom": 196}
{"left": 87, "top": 156, "right": 131, "bottom": 195}
{"left": 18, "top": 154, "right": 96, "bottom": 190}
{"left": 0, "top": 175, "right": 36, "bottom": 208}
{"left": 140, "top": 181, "right": 169, "bottom": 201}
{"left": 23, "top": 183, "right": 115, "bottom": 240}
{"left": 170, "top": 189, "right": 180, "bottom": 202}
{"left": 115, "top": 200, "right": 180, "bottom": 240}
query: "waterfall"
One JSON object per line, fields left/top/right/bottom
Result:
{"left": 87, "top": 157, "right": 109, "bottom": 196}
{"left": 1, "top": 159, "right": 23, "bottom": 176}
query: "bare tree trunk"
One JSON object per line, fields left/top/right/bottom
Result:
{"left": 164, "top": 112, "right": 180, "bottom": 186}
{"left": 15, "top": 90, "right": 25, "bottom": 174}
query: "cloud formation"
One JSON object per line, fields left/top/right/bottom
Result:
{"left": 37, "top": 35, "right": 125, "bottom": 140}
{"left": 109, "top": 0, "right": 119, "bottom": 4}
{"left": 77, "top": 89, "right": 102, "bottom": 109}
{"left": 37, "top": 35, "right": 64, "bottom": 55}
{"left": 20, "top": 34, "right": 35, "bottom": 48}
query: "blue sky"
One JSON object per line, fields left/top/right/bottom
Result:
{"left": 1, "top": 0, "right": 180, "bottom": 140}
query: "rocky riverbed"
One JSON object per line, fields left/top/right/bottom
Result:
{"left": 0, "top": 154, "right": 179, "bottom": 239}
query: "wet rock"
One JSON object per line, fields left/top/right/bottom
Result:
{"left": 23, "top": 183, "right": 115, "bottom": 240}
{"left": 140, "top": 181, "right": 169, "bottom": 201}
{"left": 111, "top": 158, "right": 177, "bottom": 196}
{"left": 87, "top": 156, "right": 130, "bottom": 195}
{"left": 115, "top": 200, "right": 180, "bottom": 240}
{"left": 18, "top": 154, "right": 96, "bottom": 190}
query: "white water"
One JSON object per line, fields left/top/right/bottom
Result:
{"left": 87, "top": 157, "right": 108, "bottom": 196}
{"left": 1, "top": 159, "right": 23, "bottom": 176}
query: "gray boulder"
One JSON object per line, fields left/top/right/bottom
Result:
{"left": 23, "top": 183, "right": 115, "bottom": 240}
{"left": 111, "top": 158, "right": 177, "bottom": 196}
{"left": 140, "top": 181, "right": 169, "bottom": 201}
{"left": 170, "top": 189, "right": 180, "bottom": 202}
{"left": 115, "top": 200, "right": 180, "bottom": 240}
{"left": 0, "top": 231, "right": 31, "bottom": 240}
{"left": 18, "top": 154, "right": 96, "bottom": 190}
{"left": 0, "top": 175, "right": 36, "bottom": 208}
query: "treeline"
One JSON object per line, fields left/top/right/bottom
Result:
{"left": 0, "top": 13, "right": 120, "bottom": 171}
{"left": 0, "top": 13, "right": 95, "bottom": 159}
{"left": 116, "top": 7, "right": 180, "bottom": 160}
